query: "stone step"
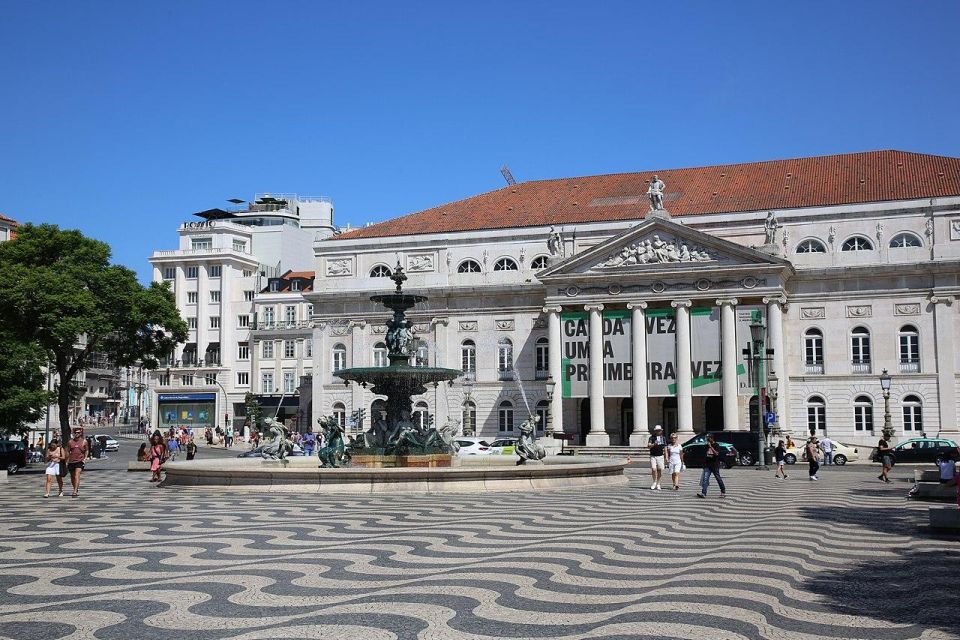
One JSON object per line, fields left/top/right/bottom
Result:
{"left": 929, "top": 507, "right": 960, "bottom": 530}
{"left": 566, "top": 446, "right": 647, "bottom": 458}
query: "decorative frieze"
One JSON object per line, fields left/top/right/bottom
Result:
{"left": 326, "top": 258, "right": 352, "bottom": 277}
{"left": 407, "top": 254, "right": 434, "bottom": 272}
{"left": 412, "top": 323, "right": 430, "bottom": 333}
{"left": 495, "top": 319, "right": 515, "bottom": 331}
{"left": 459, "top": 321, "right": 478, "bottom": 332}
{"left": 800, "top": 307, "right": 825, "bottom": 320}
{"left": 602, "top": 234, "right": 713, "bottom": 267}
{"left": 846, "top": 305, "right": 872, "bottom": 318}
{"left": 894, "top": 303, "right": 921, "bottom": 316}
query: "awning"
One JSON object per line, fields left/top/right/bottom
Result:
{"left": 205, "top": 342, "right": 220, "bottom": 352}
{"left": 182, "top": 343, "right": 197, "bottom": 352}
{"left": 255, "top": 395, "right": 301, "bottom": 409}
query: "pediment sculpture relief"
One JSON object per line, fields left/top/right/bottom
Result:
{"left": 602, "top": 234, "right": 713, "bottom": 267}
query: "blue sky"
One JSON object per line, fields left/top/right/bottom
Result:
{"left": 1, "top": 1, "right": 958, "bottom": 282}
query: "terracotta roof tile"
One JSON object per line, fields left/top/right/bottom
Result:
{"left": 0, "top": 213, "right": 19, "bottom": 225}
{"left": 337, "top": 150, "right": 960, "bottom": 240}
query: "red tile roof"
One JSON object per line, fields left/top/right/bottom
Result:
{"left": 337, "top": 150, "right": 960, "bottom": 240}
{"left": 0, "top": 213, "right": 18, "bottom": 226}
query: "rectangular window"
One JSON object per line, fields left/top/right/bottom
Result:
{"left": 285, "top": 306, "right": 296, "bottom": 326}
{"left": 186, "top": 266, "right": 199, "bottom": 279}
{"left": 242, "top": 270, "right": 253, "bottom": 278}
{"left": 209, "top": 265, "right": 222, "bottom": 277}
{"left": 158, "top": 374, "right": 170, "bottom": 386}
{"left": 187, "top": 291, "right": 198, "bottom": 304}
{"left": 163, "top": 267, "right": 175, "bottom": 280}
{"left": 262, "top": 341, "right": 274, "bottom": 359}
{"left": 232, "top": 240, "right": 247, "bottom": 252}
{"left": 210, "top": 291, "right": 221, "bottom": 303}
{"left": 291, "top": 281, "right": 301, "bottom": 291}
{"left": 305, "top": 339, "right": 313, "bottom": 358}
{"left": 284, "top": 340, "right": 295, "bottom": 358}
{"left": 237, "top": 342, "right": 249, "bottom": 360}
{"left": 244, "top": 290, "right": 255, "bottom": 302}
{"left": 269, "top": 281, "right": 280, "bottom": 292}
{"left": 306, "top": 304, "right": 314, "bottom": 318}
{"left": 204, "top": 373, "right": 217, "bottom": 385}
{"left": 261, "top": 371, "right": 274, "bottom": 394}
{"left": 263, "top": 307, "right": 275, "bottom": 328}
{"left": 854, "top": 405, "right": 873, "bottom": 431}
{"left": 283, "top": 370, "right": 295, "bottom": 393}
{"left": 187, "top": 317, "right": 198, "bottom": 329}
{"left": 191, "top": 238, "right": 212, "bottom": 250}
{"left": 181, "top": 374, "right": 194, "bottom": 386}
{"left": 237, "top": 372, "right": 249, "bottom": 386}
{"left": 209, "top": 316, "right": 220, "bottom": 329}
{"left": 238, "top": 315, "right": 249, "bottom": 328}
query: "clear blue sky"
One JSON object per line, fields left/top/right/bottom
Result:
{"left": 1, "top": 1, "right": 958, "bottom": 282}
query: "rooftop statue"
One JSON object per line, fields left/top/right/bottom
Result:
{"left": 547, "top": 225, "right": 564, "bottom": 258}
{"left": 764, "top": 211, "right": 779, "bottom": 245}
{"left": 647, "top": 175, "right": 666, "bottom": 211}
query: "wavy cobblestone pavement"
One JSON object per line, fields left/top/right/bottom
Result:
{"left": 0, "top": 462, "right": 957, "bottom": 640}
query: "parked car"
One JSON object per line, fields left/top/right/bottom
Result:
{"left": 487, "top": 438, "right": 517, "bottom": 455}
{"left": 784, "top": 441, "right": 859, "bottom": 465}
{"left": 0, "top": 440, "right": 28, "bottom": 474}
{"left": 684, "top": 431, "right": 758, "bottom": 466}
{"left": 881, "top": 437, "right": 959, "bottom": 465}
{"left": 93, "top": 434, "right": 120, "bottom": 452}
{"left": 681, "top": 440, "right": 738, "bottom": 469}
{"left": 454, "top": 438, "right": 493, "bottom": 457}
{"left": 237, "top": 444, "right": 304, "bottom": 458}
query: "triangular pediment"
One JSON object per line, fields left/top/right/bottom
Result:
{"left": 537, "top": 217, "right": 791, "bottom": 280}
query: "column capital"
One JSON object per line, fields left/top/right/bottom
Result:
{"left": 541, "top": 305, "right": 563, "bottom": 314}
{"left": 626, "top": 301, "right": 648, "bottom": 310}
{"left": 670, "top": 299, "right": 692, "bottom": 309}
{"left": 715, "top": 297, "right": 739, "bottom": 307}
{"left": 348, "top": 319, "right": 367, "bottom": 330}
{"left": 928, "top": 294, "right": 954, "bottom": 306}
{"left": 762, "top": 294, "right": 788, "bottom": 307}
{"left": 584, "top": 304, "right": 605, "bottom": 312}
{"left": 430, "top": 317, "right": 449, "bottom": 327}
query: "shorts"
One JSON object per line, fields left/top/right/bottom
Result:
{"left": 669, "top": 461, "right": 683, "bottom": 474}
{"left": 650, "top": 457, "right": 665, "bottom": 471}
{"left": 881, "top": 455, "right": 894, "bottom": 467}
{"left": 67, "top": 461, "right": 85, "bottom": 472}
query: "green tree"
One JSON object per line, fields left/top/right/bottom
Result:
{"left": 0, "top": 327, "right": 53, "bottom": 436}
{"left": 244, "top": 392, "right": 263, "bottom": 431}
{"left": 0, "top": 224, "right": 188, "bottom": 443}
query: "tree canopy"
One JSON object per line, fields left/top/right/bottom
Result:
{"left": 0, "top": 326, "right": 52, "bottom": 436}
{"left": 0, "top": 223, "right": 188, "bottom": 441}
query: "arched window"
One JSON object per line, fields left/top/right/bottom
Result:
{"left": 796, "top": 239, "right": 827, "bottom": 254}
{"left": 535, "top": 400, "right": 549, "bottom": 433}
{"left": 373, "top": 342, "right": 388, "bottom": 368}
{"left": 807, "top": 396, "right": 826, "bottom": 435}
{"left": 415, "top": 342, "right": 429, "bottom": 367}
{"left": 498, "top": 338, "right": 514, "bottom": 379}
{"left": 493, "top": 257, "right": 518, "bottom": 271}
{"left": 531, "top": 255, "right": 549, "bottom": 270}
{"left": 371, "top": 399, "right": 387, "bottom": 422}
{"left": 902, "top": 395, "right": 922, "bottom": 432}
{"left": 842, "top": 236, "right": 874, "bottom": 251}
{"left": 535, "top": 337, "right": 549, "bottom": 379}
{"left": 804, "top": 328, "right": 824, "bottom": 374}
{"left": 461, "top": 340, "right": 476, "bottom": 378}
{"left": 332, "top": 402, "right": 346, "bottom": 429}
{"left": 332, "top": 343, "right": 347, "bottom": 373}
{"left": 458, "top": 260, "right": 481, "bottom": 273}
{"left": 898, "top": 325, "right": 920, "bottom": 373}
{"left": 413, "top": 401, "right": 430, "bottom": 429}
{"left": 853, "top": 395, "right": 873, "bottom": 431}
{"left": 462, "top": 400, "right": 476, "bottom": 436}
{"left": 889, "top": 233, "right": 922, "bottom": 249}
{"left": 851, "top": 326, "right": 872, "bottom": 373}
{"left": 498, "top": 400, "right": 514, "bottom": 432}
{"left": 370, "top": 264, "right": 392, "bottom": 278}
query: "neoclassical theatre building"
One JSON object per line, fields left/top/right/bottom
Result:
{"left": 307, "top": 150, "right": 960, "bottom": 448}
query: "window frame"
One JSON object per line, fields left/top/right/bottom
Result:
{"left": 493, "top": 257, "right": 519, "bottom": 271}
{"left": 841, "top": 236, "right": 874, "bottom": 252}
{"left": 795, "top": 238, "right": 827, "bottom": 254}
{"left": 806, "top": 396, "right": 826, "bottom": 435}
{"left": 457, "top": 259, "right": 482, "bottom": 273}
{"left": 902, "top": 395, "right": 922, "bottom": 432}
{"left": 853, "top": 395, "right": 874, "bottom": 431}
{"left": 889, "top": 232, "right": 922, "bottom": 249}
{"left": 498, "top": 401, "right": 514, "bottom": 433}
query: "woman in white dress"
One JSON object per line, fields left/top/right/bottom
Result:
{"left": 43, "top": 439, "right": 64, "bottom": 498}
{"left": 665, "top": 433, "right": 685, "bottom": 491}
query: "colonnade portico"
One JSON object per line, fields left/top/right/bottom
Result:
{"left": 542, "top": 295, "right": 789, "bottom": 445}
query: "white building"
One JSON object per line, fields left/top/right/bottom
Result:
{"left": 148, "top": 194, "right": 334, "bottom": 433}
{"left": 0, "top": 213, "right": 16, "bottom": 243}
{"left": 308, "top": 150, "right": 960, "bottom": 451}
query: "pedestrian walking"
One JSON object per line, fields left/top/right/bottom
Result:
{"left": 696, "top": 434, "right": 726, "bottom": 499}
{"left": 137, "top": 443, "right": 149, "bottom": 462}
{"left": 66, "top": 427, "right": 89, "bottom": 498}
{"left": 806, "top": 437, "right": 820, "bottom": 481}
{"left": 665, "top": 433, "right": 685, "bottom": 490}
{"left": 648, "top": 425, "right": 666, "bottom": 491}
{"left": 877, "top": 436, "right": 893, "bottom": 483}
{"left": 185, "top": 437, "right": 197, "bottom": 461}
{"left": 774, "top": 440, "right": 788, "bottom": 479}
{"left": 149, "top": 433, "right": 167, "bottom": 483}
{"left": 167, "top": 434, "right": 179, "bottom": 461}
{"left": 820, "top": 436, "right": 834, "bottom": 466}
{"left": 43, "top": 440, "right": 64, "bottom": 498}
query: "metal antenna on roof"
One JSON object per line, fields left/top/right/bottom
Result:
{"left": 500, "top": 165, "right": 517, "bottom": 185}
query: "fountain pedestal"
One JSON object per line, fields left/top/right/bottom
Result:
{"left": 351, "top": 454, "right": 453, "bottom": 468}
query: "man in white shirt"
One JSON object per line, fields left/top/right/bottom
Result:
{"left": 820, "top": 436, "right": 833, "bottom": 466}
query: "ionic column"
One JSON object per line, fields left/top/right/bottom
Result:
{"left": 543, "top": 306, "right": 564, "bottom": 435}
{"left": 585, "top": 304, "right": 609, "bottom": 446}
{"left": 672, "top": 299, "right": 694, "bottom": 438}
{"left": 930, "top": 295, "right": 957, "bottom": 441}
{"left": 627, "top": 302, "right": 648, "bottom": 446}
{"left": 763, "top": 295, "right": 788, "bottom": 430}
{"left": 717, "top": 298, "right": 740, "bottom": 431}
{"left": 431, "top": 318, "right": 449, "bottom": 427}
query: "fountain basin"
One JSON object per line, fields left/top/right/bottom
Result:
{"left": 159, "top": 456, "right": 627, "bottom": 493}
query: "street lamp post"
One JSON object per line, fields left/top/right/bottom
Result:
{"left": 462, "top": 377, "right": 475, "bottom": 436}
{"left": 879, "top": 368, "right": 893, "bottom": 440}
{"left": 746, "top": 320, "right": 770, "bottom": 468}
{"left": 544, "top": 377, "right": 556, "bottom": 436}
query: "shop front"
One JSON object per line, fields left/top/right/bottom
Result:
{"left": 157, "top": 392, "right": 217, "bottom": 432}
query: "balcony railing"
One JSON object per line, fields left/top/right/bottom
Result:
{"left": 498, "top": 369, "right": 514, "bottom": 381}
{"left": 899, "top": 359, "right": 920, "bottom": 373}
{"left": 535, "top": 369, "right": 549, "bottom": 380}
{"left": 851, "top": 359, "right": 872, "bottom": 374}
{"left": 252, "top": 321, "right": 313, "bottom": 331}
{"left": 804, "top": 360, "right": 824, "bottom": 375}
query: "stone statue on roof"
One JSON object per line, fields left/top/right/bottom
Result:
{"left": 547, "top": 225, "right": 564, "bottom": 258}
{"left": 764, "top": 211, "right": 779, "bottom": 245}
{"left": 647, "top": 175, "right": 666, "bottom": 211}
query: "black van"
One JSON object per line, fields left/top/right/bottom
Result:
{"left": 683, "top": 431, "right": 763, "bottom": 466}
{"left": 0, "top": 440, "right": 28, "bottom": 474}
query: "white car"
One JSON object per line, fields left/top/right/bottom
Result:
{"left": 93, "top": 435, "right": 120, "bottom": 452}
{"left": 454, "top": 438, "right": 493, "bottom": 457}
{"left": 487, "top": 438, "right": 517, "bottom": 455}
{"left": 784, "top": 441, "right": 859, "bottom": 465}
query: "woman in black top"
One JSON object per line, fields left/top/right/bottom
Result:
{"left": 697, "top": 434, "right": 726, "bottom": 499}
{"left": 774, "top": 440, "right": 788, "bottom": 479}
{"left": 877, "top": 437, "right": 893, "bottom": 483}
